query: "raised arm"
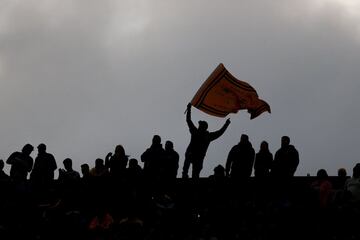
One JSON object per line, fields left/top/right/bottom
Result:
{"left": 186, "top": 103, "right": 196, "bottom": 133}
{"left": 209, "top": 118, "right": 231, "bottom": 141}
{"left": 6, "top": 152, "right": 16, "bottom": 165}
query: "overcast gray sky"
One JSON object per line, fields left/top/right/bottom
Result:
{"left": 1, "top": 0, "right": 360, "bottom": 177}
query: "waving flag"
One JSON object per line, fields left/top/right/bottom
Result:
{"left": 191, "top": 63, "right": 271, "bottom": 119}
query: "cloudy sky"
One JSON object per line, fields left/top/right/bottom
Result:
{"left": 1, "top": 0, "right": 360, "bottom": 177}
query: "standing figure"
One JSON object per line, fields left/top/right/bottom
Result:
{"left": 58, "top": 158, "right": 80, "bottom": 182}
{"left": 81, "top": 163, "right": 91, "bottom": 179}
{"left": 254, "top": 141, "right": 273, "bottom": 177}
{"left": 225, "top": 134, "right": 255, "bottom": 178}
{"left": 90, "top": 158, "right": 109, "bottom": 177}
{"left": 271, "top": 136, "right": 299, "bottom": 177}
{"left": 6, "top": 144, "right": 34, "bottom": 181}
{"left": 182, "top": 103, "right": 230, "bottom": 179}
{"left": 106, "top": 145, "right": 129, "bottom": 178}
{"left": 127, "top": 158, "right": 143, "bottom": 180}
{"left": 30, "top": 143, "right": 57, "bottom": 186}
{"left": 333, "top": 168, "right": 348, "bottom": 189}
{"left": 311, "top": 169, "right": 333, "bottom": 208}
{"left": 141, "top": 135, "right": 165, "bottom": 180}
{"left": 58, "top": 158, "right": 81, "bottom": 209}
{"left": 162, "top": 141, "right": 179, "bottom": 179}
{"left": 345, "top": 163, "right": 360, "bottom": 204}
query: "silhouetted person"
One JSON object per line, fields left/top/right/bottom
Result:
{"left": 254, "top": 141, "right": 273, "bottom": 177}
{"left": 58, "top": 158, "right": 80, "bottom": 182}
{"left": 127, "top": 158, "right": 143, "bottom": 180}
{"left": 333, "top": 168, "right": 348, "bottom": 189}
{"left": 225, "top": 134, "right": 255, "bottom": 178}
{"left": 30, "top": 143, "right": 57, "bottom": 186}
{"left": 0, "top": 159, "right": 9, "bottom": 180}
{"left": 81, "top": 163, "right": 91, "bottom": 179}
{"left": 209, "top": 164, "right": 226, "bottom": 180}
{"left": 182, "top": 103, "right": 230, "bottom": 178}
{"left": 90, "top": 158, "right": 109, "bottom": 177}
{"left": 105, "top": 144, "right": 129, "bottom": 178}
{"left": 6, "top": 144, "right": 34, "bottom": 181}
{"left": 311, "top": 169, "right": 333, "bottom": 208}
{"left": 162, "top": 141, "right": 179, "bottom": 179}
{"left": 338, "top": 168, "right": 347, "bottom": 178}
{"left": 141, "top": 135, "right": 165, "bottom": 179}
{"left": 330, "top": 167, "right": 349, "bottom": 205}
{"left": 271, "top": 136, "right": 299, "bottom": 177}
{"left": 58, "top": 158, "right": 81, "bottom": 208}
{"left": 345, "top": 163, "right": 360, "bottom": 203}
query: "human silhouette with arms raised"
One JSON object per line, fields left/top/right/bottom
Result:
{"left": 182, "top": 103, "right": 230, "bottom": 179}
{"left": 6, "top": 144, "right": 34, "bottom": 181}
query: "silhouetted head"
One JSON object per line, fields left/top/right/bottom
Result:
{"left": 338, "top": 168, "right": 347, "bottom": 178}
{"left": 240, "top": 134, "right": 249, "bottom": 143}
{"left": 316, "top": 169, "right": 328, "bottom": 180}
{"left": 260, "top": 141, "right": 269, "bottom": 151}
{"left": 0, "top": 159, "right": 4, "bottom": 170}
{"left": 152, "top": 135, "right": 161, "bottom": 145}
{"left": 352, "top": 163, "right": 360, "bottom": 178}
{"left": 165, "top": 141, "right": 174, "bottom": 151}
{"left": 63, "top": 158, "right": 73, "bottom": 171}
{"left": 198, "top": 121, "right": 208, "bottom": 132}
{"left": 37, "top": 143, "right": 46, "bottom": 154}
{"left": 22, "top": 144, "right": 34, "bottom": 155}
{"left": 281, "top": 136, "right": 290, "bottom": 148}
{"left": 114, "top": 145, "right": 125, "bottom": 156}
{"left": 213, "top": 165, "right": 225, "bottom": 177}
{"left": 95, "top": 158, "right": 104, "bottom": 169}
{"left": 129, "top": 158, "right": 139, "bottom": 168}
{"left": 81, "top": 164, "right": 90, "bottom": 176}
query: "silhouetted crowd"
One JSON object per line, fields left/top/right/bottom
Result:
{"left": 0, "top": 104, "right": 359, "bottom": 239}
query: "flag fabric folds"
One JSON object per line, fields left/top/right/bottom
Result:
{"left": 191, "top": 63, "right": 271, "bottom": 119}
